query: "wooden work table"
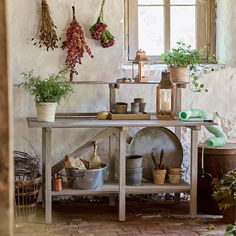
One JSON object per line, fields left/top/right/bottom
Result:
{"left": 27, "top": 114, "right": 215, "bottom": 224}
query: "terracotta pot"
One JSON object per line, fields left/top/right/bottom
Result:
{"left": 168, "top": 174, "right": 181, "bottom": 184}
{"left": 152, "top": 169, "right": 166, "bottom": 185}
{"left": 169, "top": 67, "right": 189, "bottom": 84}
{"left": 36, "top": 102, "right": 57, "bottom": 122}
{"left": 169, "top": 167, "right": 181, "bottom": 175}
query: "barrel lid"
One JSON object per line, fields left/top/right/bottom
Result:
{"left": 198, "top": 143, "right": 236, "bottom": 155}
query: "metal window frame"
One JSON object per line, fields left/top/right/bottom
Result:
{"left": 125, "top": 0, "right": 216, "bottom": 63}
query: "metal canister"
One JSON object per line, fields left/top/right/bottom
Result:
{"left": 53, "top": 174, "right": 63, "bottom": 191}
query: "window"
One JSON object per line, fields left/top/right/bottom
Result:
{"left": 125, "top": 0, "right": 216, "bottom": 62}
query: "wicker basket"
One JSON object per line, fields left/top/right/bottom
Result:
{"left": 14, "top": 151, "right": 41, "bottom": 218}
{"left": 14, "top": 175, "right": 42, "bottom": 217}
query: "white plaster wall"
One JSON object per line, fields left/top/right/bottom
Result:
{"left": 12, "top": 0, "right": 124, "bottom": 166}
{"left": 216, "top": 0, "right": 236, "bottom": 64}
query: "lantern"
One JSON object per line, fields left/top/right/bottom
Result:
{"left": 156, "top": 71, "right": 176, "bottom": 120}
{"left": 132, "top": 50, "right": 150, "bottom": 82}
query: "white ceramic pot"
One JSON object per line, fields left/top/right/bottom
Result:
{"left": 169, "top": 66, "right": 189, "bottom": 84}
{"left": 36, "top": 102, "right": 57, "bottom": 122}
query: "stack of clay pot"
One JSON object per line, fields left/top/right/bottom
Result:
{"left": 168, "top": 167, "right": 182, "bottom": 184}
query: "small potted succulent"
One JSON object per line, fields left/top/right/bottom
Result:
{"left": 19, "top": 68, "right": 73, "bottom": 122}
{"left": 212, "top": 169, "right": 236, "bottom": 224}
{"left": 161, "top": 41, "right": 205, "bottom": 92}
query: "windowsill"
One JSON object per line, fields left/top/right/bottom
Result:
{"left": 122, "top": 63, "right": 167, "bottom": 71}
{"left": 122, "top": 63, "right": 225, "bottom": 72}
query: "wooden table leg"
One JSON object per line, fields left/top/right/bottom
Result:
{"left": 109, "top": 132, "right": 116, "bottom": 206}
{"left": 190, "top": 128, "right": 199, "bottom": 218}
{"left": 175, "top": 126, "right": 181, "bottom": 204}
{"left": 44, "top": 127, "right": 52, "bottom": 224}
{"left": 42, "top": 128, "right": 46, "bottom": 209}
{"left": 119, "top": 127, "right": 127, "bottom": 221}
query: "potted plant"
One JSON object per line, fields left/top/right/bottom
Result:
{"left": 212, "top": 169, "right": 236, "bottom": 224}
{"left": 161, "top": 41, "right": 205, "bottom": 92}
{"left": 151, "top": 150, "right": 166, "bottom": 185}
{"left": 19, "top": 68, "right": 73, "bottom": 122}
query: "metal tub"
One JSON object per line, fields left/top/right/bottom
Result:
{"left": 66, "top": 164, "right": 107, "bottom": 190}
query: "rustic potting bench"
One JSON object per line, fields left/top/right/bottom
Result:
{"left": 27, "top": 81, "right": 215, "bottom": 224}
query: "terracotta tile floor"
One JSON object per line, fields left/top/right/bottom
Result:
{"left": 14, "top": 200, "right": 228, "bottom": 236}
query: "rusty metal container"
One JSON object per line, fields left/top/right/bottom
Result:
{"left": 197, "top": 143, "right": 236, "bottom": 214}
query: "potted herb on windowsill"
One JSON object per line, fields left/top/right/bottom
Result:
{"left": 161, "top": 41, "right": 206, "bottom": 92}
{"left": 19, "top": 68, "right": 73, "bottom": 122}
{"left": 212, "top": 169, "right": 236, "bottom": 224}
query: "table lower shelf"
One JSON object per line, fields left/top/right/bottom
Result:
{"left": 52, "top": 182, "right": 190, "bottom": 196}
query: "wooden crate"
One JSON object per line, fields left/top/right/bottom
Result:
{"left": 110, "top": 113, "right": 151, "bottom": 120}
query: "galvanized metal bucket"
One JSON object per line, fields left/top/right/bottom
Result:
{"left": 126, "top": 167, "right": 143, "bottom": 186}
{"left": 66, "top": 164, "right": 107, "bottom": 190}
{"left": 126, "top": 155, "right": 143, "bottom": 169}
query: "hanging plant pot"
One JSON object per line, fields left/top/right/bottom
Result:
{"left": 36, "top": 102, "right": 57, "bottom": 122}
{"left": 169, "top": 66, "right": 189, "bottom": 84}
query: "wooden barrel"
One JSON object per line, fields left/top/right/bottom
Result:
{"left": 197, "top": 143, "right": 236, "bottom": 214}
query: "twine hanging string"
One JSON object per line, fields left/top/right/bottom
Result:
{"left": 99, "top": 0, "right": 106, "bottom": 21}
{"left": 72, "top": 5, "right": 76, "bottom": 20}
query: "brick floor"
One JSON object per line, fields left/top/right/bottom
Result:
{"left": 14, "top": 200, "right": 228, "bottom": 236}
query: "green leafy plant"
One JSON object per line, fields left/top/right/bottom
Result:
{"left": 224, "top": 224, "right": 236, "bottom": 236}
{"left": 161, "top": 41, "right": 206, "bottom": 92}
{"left": 212, "top": 169, "right": 236, "bottom": 211}
{"left": 19, "top": 68, "right": 73, "bottom": 103}
{"left": 208, "top": 54, "right": 218, "bottom": 64}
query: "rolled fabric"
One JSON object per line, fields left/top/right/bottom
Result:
{"left": 179, "top": 109, "right": 209, "bottom": 121}
{"left": 204, "top": 125, "right": 227, "bottom": 148}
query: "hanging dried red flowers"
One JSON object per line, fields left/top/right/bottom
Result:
{"left": 62, "top": 6, "right": 94, "bottom": 81}
{"left": 89, "top": 0, "right": 115, "bottom": 48}
{"left": 32, "top": 0, "right": 59, "bottom": 51}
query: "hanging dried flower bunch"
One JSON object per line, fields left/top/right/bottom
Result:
{"left": 90, "top": 0, "right": 115, "bottom": 48}
{"left": 32, "top": 0, "right": 59, "bottom": 50}
{"left": 62, "top": 6, "right": 94, "bottom": 81}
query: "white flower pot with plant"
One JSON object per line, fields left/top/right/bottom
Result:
{"left": 161, "top": 42, "right": 206, "bottom": 92}
{"left": 20, "top": 68, "right": 73, "bottom": 122}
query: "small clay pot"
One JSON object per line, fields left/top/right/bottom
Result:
{"left": 134, "top": 98, "right": 144, "bottom": 103}
{"left": 131, "top": 102, "right": 140, "bottom": 114}
{"left": 114, "top": 102, "right": 128, "bottom": 114}
{"left": 169, "top": 66, "right": 189, "bottom": 84}
{"left": 168, "top": 174, "right": 181, "bottom": 184}
{"left": 152, "top": 169, "right": 166, "bottom": 185}
{"left": 139, "top": 103, "right": 146, "bottom": 113}
{"left": 169, "top": 167, "right": 181, "bottom": 175}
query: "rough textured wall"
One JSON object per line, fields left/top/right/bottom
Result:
{"left": 181, "top": 66, "right": 236, "bottom": 180}
{"left": 216, "top": 0, "right": 236, "bottom": 64}
{"left": 12, "top": 0, "right": 124, "bottom": 166}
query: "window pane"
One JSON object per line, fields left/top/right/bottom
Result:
{"left": 138, "top": 6, "right": 164, "bottom": 56}
{"left": 170, "top": 6, "right": 196, "bottom": 48}
{"left": 171, "top": 0, "right": 195, "bottom": 5}
{"left": 138, "top": 0, "right": 163, "bottom": 5}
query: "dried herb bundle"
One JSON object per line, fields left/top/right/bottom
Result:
{"left": 90, "top": 0, "right": 115, "bottom": 48}
{"left": 62, "top": 6, "right": 94, "bottom": 81}
{"left": 33, "top": 0, "right": 59, "bottom": 50}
